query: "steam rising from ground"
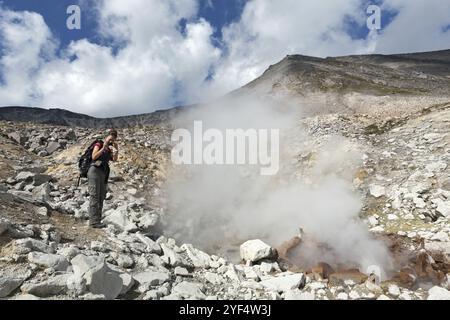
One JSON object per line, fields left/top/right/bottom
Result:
{"left": 163, "top": 92, "right": 393, "bottom": 273}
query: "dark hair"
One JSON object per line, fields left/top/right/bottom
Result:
{"left": 109, "top": 129, "right": 118, "bottom": 138}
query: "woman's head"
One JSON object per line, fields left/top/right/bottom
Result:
{"left": 106, "top": 129, "right": 118, "bottom": 142}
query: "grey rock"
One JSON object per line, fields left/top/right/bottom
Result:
{"left": 32, "top": 174, "right": 52, "bottom": 186}
{"left": 174, "top": 267, "right": 190, "bottom": 276}
{"left": 21, "top": 274, "right": 70, "bottom": 297}
{"left": 119, "top": 273, "right": 135, "bottom": 295}
{"left": 46, "top": 141, "right": 61, "bottom": 155}
{"left": 135, "top": 232, "right": 162, "bottom": 254}
{"left": 15, "top": 172, "right": 34, "bottom": 183}
{"left": 14, "top": 238, "right": 54, "bottom": 254}
{"left": 171, "top": 281, "right": 206, "bottom": 299}
{"left": 116, "top": 254, "right": 134, "bottom": 269}
{"left": 180, "top": 244, "right": 211, "bottom": 268}
{"left": 28, "top": 252, "right": 70, "bottom": 271}
{"left": 132, "top": 269, "right": 171, "bottom": 287}
{"left": 0, "top": 277, "right": 24, "bottom": 298}
{"left": 102, "top": 210, "right": 137, "bottom": 232}
{"left": 71, "top": 254, "right": 123, "bottom": 299}
{"left": 0, "top": 219, "right": 10, "bottom": 236}
{"left": 8, "top": 132, "right": 27, "bottom": 145}
{"left": 32, "top": 183, "right": 51, "bottom": 203}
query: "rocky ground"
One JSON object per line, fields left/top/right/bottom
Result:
{"left": 0, "top": 100, "right": 449, "bottom": 300}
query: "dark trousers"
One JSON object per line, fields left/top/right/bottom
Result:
{"left": 87, "top": 166, "right": 107, "bottom": 225}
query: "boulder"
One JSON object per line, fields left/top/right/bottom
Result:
{"left": 71, "top": 254, "right": 123, "bottom": 299}
{"left": 28, "top": 252, "right": 70, "bottom": 271}
{"left": 8, "top": 132, "right": 27, "bottom": 145}
{"left": 135, "top": 233, "right": 162, "bottom": 254}
{"left": 180, "top": 244, "right": 211, "bottom": 268}
{"left": 160, "top": 243, "right": 191, "bottom": 268}
{"left": 32, "top": 183, "right": 51, "bottom": 203}
{"left": 14, "top": 238, "right": 54, "bottom": 254}
{"left": 45, "top": 141, "right": 61, "bottom": 155}
{"left": 0, "top": 277, "right": 24, "bottom": 298}
{"left": 32, "top": 174, "right": 52, "bottom": 186}
{"left": 0, "top": 219, "right": 10, "bottom": 236}
{"left": 102, "top": 210, "right": 137, "bottom": 232}
{"left": 240, "top": 239, "right": 275, "bottom": 262}
{"left": 260, "top": 273, "right": 305, "bottom": 292}
{"left": 427, "top": 286, "right": 450, "bottom": 300}
{"left": 15, "top": 172, "right": 34, "bottom": 183}
{"left": 119, "top": 273, "right": 135, "bottom": 295}
{"left": 21, "top": 274, "right": 70, "bottom": 297}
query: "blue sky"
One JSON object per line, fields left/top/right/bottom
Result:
{"left": 0, "top": 0, "right": 449, "bottom": 116}
{"left": 1, "top": 0, "right": 249, "bottom": 52}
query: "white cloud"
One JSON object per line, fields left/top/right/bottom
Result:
{"left": 0, "top": 0, "right": 449, "bottom": 116}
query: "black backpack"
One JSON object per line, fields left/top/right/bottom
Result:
{"left": 77, "top": 139, "right": 102, "bottom": 184}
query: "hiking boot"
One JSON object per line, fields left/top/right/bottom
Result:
{"left": 90, "top": 222, "right": 107, "bottom": 229}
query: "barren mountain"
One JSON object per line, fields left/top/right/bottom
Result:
{"left": 0, "top": 49, "right": 449, "bottom": 300}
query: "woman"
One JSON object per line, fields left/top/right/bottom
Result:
{"left": 88, "top": 129, "right": 119, "bottom": 228}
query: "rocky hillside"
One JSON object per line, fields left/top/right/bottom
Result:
{"left": 0, "top": 49, "right": 449, "bottom": 301}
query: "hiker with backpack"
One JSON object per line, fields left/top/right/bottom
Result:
{"left": 81, "top": 129, "right": 119, "bottom": 228}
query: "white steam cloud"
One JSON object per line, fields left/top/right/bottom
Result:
{"left": 163, "top": 93, "right": 393, "bottom": 274}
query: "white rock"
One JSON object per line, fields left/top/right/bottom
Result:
{"left": 377, "top": 295, "right": 391, "bottom": 300}
{"left": 336, "top": 292, "right": 348, "bottom": 300}
{"left": 240, "top": 239, "right": 274, "bottom": 262}
{"left": 432, "top": 199, "right": 450, "bottom": 217}
{"left": 57, "top": 246, "right": 80, "bottom": 260}
{"left": 260, "top": 273, "right": 305, "bottom": 293}
{"left": 368, "top": 216, "right": 379, "bottom": 226}
{"left": 127, "top": 188, "right": 138, "bottom": 195}
{"left": 37, "top": 207, "right": 48, "bottom": 216}
{"left": 174, "top": 267, "right": 190, "bottom": 276}
{"left": 413, "top": 197, "right": 427, "bottom": 209}
{"left": 370, "top": 226, "right": 384, "bottom": 233}
{"left": 369, "top": 185, "right": 385, "bottom": 198}
{"left": 388, "top": 284, "right": 400, "bottom": 297}
{"left": 204, "top": 272, "right": 223, "bottom": 285}
{"left": 424, "top": 241, "right": 450, "bottom": 255}
{"left": 430, "top": 231, "right": 450, "bottom": 242}
{"left": 387, "top": 214, "right": 399, "bottom": 221}
{"left": 427, "top": 286, "right": 450, "bottom": 300}
{"left": 399, "top": 292, "right": 411, "bottom": 300}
